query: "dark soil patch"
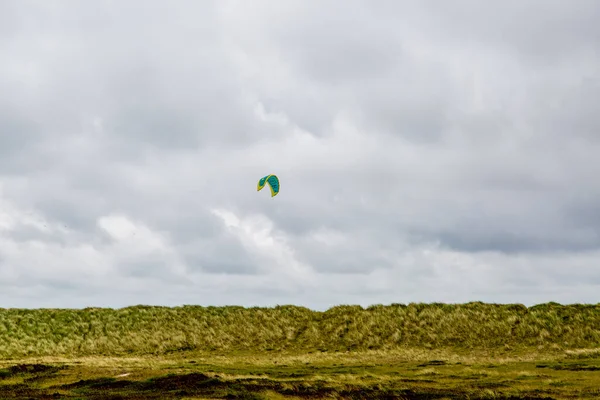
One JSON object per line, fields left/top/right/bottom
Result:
{"left": 7, "top": 363, "right": 65, "bottom": 375}
{"left": 9, "top": 364, "right": 50, "bottom": 374}
{"left": 61, "top": 377, "right": 128, "bottom": 389}
{"left": 140, "top": 372, "right": 225, "bottom": 391}
{"left": 537, "top": 363, "right": 600, "bottom": 371}
{"left": 0, "top": 363, "right": 67, "bottom": 385}
{"left": 417, "top": 360, "right": 447, "bottom": 367}
{"left": 471, "top": 381, "right": 512, "bottom": 388}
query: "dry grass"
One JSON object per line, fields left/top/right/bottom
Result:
{"left": 0, "top": 302, "right": 599, "bottom": 398}
{"left": 0, "top": 302, "right": 599, "bottom": 358}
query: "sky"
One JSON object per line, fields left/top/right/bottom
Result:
{"left": 0, "top": 0, "right": 599, "bottom": 310}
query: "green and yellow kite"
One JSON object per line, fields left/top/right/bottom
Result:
{"left": 257, "top": 174, "right": 280, "bottom": 197}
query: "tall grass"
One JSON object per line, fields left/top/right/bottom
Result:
{"left": 0, "top": 302, "right": 599, "bottom": 358}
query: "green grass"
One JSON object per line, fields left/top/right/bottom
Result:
{"left": 0, "top": 302, "right": 599, "bottom": 398}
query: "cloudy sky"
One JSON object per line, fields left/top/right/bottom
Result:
{"left": 1, "top": 0, "right": 599, "bottom": 310}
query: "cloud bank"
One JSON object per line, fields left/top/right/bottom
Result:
{"left": 0, "top": 0, "right": 599, "bottom": 309}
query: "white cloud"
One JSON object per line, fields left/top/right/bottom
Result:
{"left": 210, "top": 208, "right": 315, "bottom": 283}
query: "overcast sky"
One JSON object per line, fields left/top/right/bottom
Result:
{"left": 1, "top": 0, "right": 599, "bottom": 310}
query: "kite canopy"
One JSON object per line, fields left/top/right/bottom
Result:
{"left": 257, "top": 174, "right": 280, "bottom": 197}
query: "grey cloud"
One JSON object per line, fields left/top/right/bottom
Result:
{"left": 182, "top": 238, "right": 259, "bottom": 275}
{"left": 0, "top": 0, "right": 599, "bottom": 307}
{"left": 122, "top": 257, "right": 177, "bottom": 280}
{"left": 6, "top": 225, "right": 68, "bottom": 247}
{"left": 174, "top": 214, "right": 262, "bottom": 275}
{"left": 435, "top": 230, "right": 600, "bottom": 254}
{"left": 271, "top": 4, "right": 401, "bottom": 85}
{"left": 0, "top": 108, "right": 47, "bottom": 173}
{"left": 373, "top": 0, "right": 600, "bottom": 65}
{"left": 290, "top": 236, "right": 387, "bottom": 274}
{"left": 1, "top": 0, "right": 268, "bottom": 157}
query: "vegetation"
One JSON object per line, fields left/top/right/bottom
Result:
{"left": 1, "top": 302, "right": 600, "bottom": 357}
{"left": 0, "top": 302, "right": 599, "bottom": 398}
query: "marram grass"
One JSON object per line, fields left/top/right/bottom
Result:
{"left": 1, "top": 302, "right": 600, "bottom": 399}
{"left": 0, "top": 302, "right": 599, "bottom": 358}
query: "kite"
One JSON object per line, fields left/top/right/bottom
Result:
{"left": 257, "top": 174, "right": 280, "bottom": 197}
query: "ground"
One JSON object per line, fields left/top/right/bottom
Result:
{"left": 1, "top": 347, "right": 599, "bottom": 399}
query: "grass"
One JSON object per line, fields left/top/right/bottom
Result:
{"left": 0, "top": 302, "right": 599, "bottom": 398}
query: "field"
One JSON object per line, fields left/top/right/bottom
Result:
{"left": 0, "top": 302, "right": 599, "bottom": 399}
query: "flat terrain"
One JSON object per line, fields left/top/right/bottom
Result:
{"left": 0, "top": 303, "right": 598, "bottom": 399}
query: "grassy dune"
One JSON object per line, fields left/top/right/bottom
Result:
{"left": 1, "top": 302, "right": 600, "bottom": 357}
{"left": 0, "top": 302, "right": 599, "bottom": 399}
